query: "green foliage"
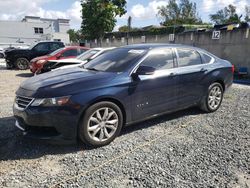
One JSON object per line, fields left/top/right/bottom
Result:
{"left": 81, "top": 0, "right": 126, "bottom": 41}
{"left": 245, "top": 6, "right": 250, "bottom": 22}
{"left": 105, "top": 26, "right": 185, "bottom": 38}
{"left": 67, "top": 29, "right": 82, "bottom": 43}
{"left": 209, "top": 4, "right": 242, "bottom": 24}
{"left": 157, "top": 0, "right": 202, "bottom": 26}
{"left": 118, "top": 25, "right": 140, "bottom": 32}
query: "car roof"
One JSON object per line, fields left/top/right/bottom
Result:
{"left": 121, "top": 43, "right": 199, "bottom": 50}
{"left": 119, "top": 43, "right": 216, "bottom": 58}
{"left": 92, "top": 47, "right": 116, "bottom": 51}
{"left": 38, "top": 41, "right": 63, "bottom": 43}
{"left": 63, "top": 46, "right": 89, "bottom": 49}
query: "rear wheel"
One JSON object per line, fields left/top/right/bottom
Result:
{"left": 79, "top": 101, "right": 123, "bottom": 147}
{"left": 15, "top": 58, "right": 29, "bottom": 70}
{"left": 200, "top": 82, "right": 224, "bottom": 112}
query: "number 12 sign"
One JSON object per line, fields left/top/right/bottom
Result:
{"left": 212, "top": 31, "right": 221, "bottom": 40}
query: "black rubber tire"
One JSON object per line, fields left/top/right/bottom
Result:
{"left": 15, "top": 58, "right": 29, "bottom": 70}
{"left": 200, "top": 82, "right": 224, "bottom": 113}
{"left": 0, "top": 53, "right": 4, "bottom": 58}
{"left": 79, "top": 101, "right": 123, "bottom": 147}
{"left": 6, "top": 62, "right": 14, "bottom": 69}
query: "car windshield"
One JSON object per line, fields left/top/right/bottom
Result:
{"left": 49, "top": 48, "right": 64, "bottom": 56}
{"left": 29, "top": 42, "right": 37, "bottom": 49}
{"left": 77, "top": 49, "right": 100, "bottom": 61}
{"left": 84, "top": 48, "right": 147, "bottom": 73}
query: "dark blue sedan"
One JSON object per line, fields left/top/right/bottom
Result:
{"left": 13, "top": 44, "right": 234, "bottom": 146}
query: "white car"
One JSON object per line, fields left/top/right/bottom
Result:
{"left": 43, "top": 47, "right": 116, "bottom": 72}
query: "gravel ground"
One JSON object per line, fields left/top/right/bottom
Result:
{"left": 0, "top": 64, "right": 249, "bottom": 188}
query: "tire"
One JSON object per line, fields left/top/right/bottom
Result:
{"left": 0, "top": 53, "right": 4, "bottom": 58}
{"left": 15, "top": 58, "right": 29, "bottom": 70}
{"left": 6, "top": 62, "right": 14, "bottom": 69}
{"left": 200, "top": 82, "right": 224, "bottom": 112}
{"left": 79, "top": 101, "right": 123, "bottom": 147}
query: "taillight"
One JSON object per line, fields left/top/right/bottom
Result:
{"left": 232, "top": 65, "right": 235, "bottom": 73}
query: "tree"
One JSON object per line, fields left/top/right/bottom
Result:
{"left": 67, "top": 29, "right": 82, "bottom": 43}
{"left": 157, "top": 0, "right": 202, "bottom": 26}
{"left": 81, "top": 0, "right": 126, "bottom": 45}
{"left": 210, "top": 4, "right": 242, "bottom": 24}
{"left": 118, "top": 25, "right": 140, "bottom": 32}
{"left": 245, "top": 5, "right": 250, "bottom": 22}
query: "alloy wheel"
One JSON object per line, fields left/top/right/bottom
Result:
{"left": 16, "top": 58, "right": 29, "bottom": 70}
{"left": 208, "top": 85, "right": 222, "bottom": 110}
{"left": 87, "top": 107, "right": 119, "bottom": 142}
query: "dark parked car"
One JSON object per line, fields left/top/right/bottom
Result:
{"left": 13, "top": 44, "right": 234, "bottom": 147}
{"left": 0, "top": 48, "right": 5, "bottom": 58}
{"left": 5, "top": 41, "right": 64, "bottom": 70}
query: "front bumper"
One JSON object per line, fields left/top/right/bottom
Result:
{"left": 13, "top": 103, "right": 79, "bottom": 143}
{"left": 30, "top": 62, "right": 43, "bottom": 74}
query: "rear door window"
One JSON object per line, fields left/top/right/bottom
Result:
{"left": 50, "top": 43, "right": 61, "bottom": 52}
{"left": 177, "top": 49, "right": 202, "bottom": 67}
{"left": 200, "top": 52, "right": 212, "bottom": 64}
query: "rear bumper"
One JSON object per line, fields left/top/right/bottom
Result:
{"left": 13, "top": 104, "right": 79, "bottom": 143}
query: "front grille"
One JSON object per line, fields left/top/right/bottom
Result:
{"left": 15, "top": 95, "right": 34, "bottom": 109}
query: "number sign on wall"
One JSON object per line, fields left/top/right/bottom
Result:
{"left": 212, "top": 31, "right": 221, "bottom": 40}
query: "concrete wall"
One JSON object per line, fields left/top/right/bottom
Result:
{"left": 87, "top": 28, "right": 250, "bottom": 73}
{"left": 53, "top": 32, "right": 70, "bottom": 44}
{"left": 175, "top": 29, "right": 250, "bottom": 73}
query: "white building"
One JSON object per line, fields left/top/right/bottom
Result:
{"left": 0, "top": 16, "right": 70, "bottom": 45}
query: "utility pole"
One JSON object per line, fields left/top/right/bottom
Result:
{"left": 127, "top": 16, "right": 132, "bottom": 45}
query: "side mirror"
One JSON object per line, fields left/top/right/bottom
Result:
{"left": 134, "top": 66, "right": 155, "bottom": 76}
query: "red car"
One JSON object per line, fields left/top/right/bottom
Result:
{"left": 30, "top": 46, "right": 89, "bottom": 74}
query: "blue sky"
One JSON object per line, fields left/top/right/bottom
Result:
{"left": 0, "top": 0, "right": 249, "bottom": 30}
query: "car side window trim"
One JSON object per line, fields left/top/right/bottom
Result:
{"left": 129, "top": 47, "right": 176, "bottom": 76}
{"left": 198, "top": 51, "right": 215, "bottom": 64}
{"left": 175, "top": 48, "right": 215, "bottom": 68}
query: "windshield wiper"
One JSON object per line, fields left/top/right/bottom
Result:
{"left": 84, "top": 67, "right": 99, "bottom": 71}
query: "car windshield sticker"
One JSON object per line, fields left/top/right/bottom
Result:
{"left": 128, "top": 50, "right": 145, "bottom": 54}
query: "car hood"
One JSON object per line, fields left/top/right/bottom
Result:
{"left": 17, "top": 67, "right": 117, "bottom": 98}
{"left": 31, "top": 55, "right": 50, "bottom": 62}
{"left": 49, "top": 58, "right": 82, "bottom": 63}
{"left": 52, "top": 62, "right": 87, "bottom": 71}
{"left": 5, "top": 49, "right": 30, "bottom": 55}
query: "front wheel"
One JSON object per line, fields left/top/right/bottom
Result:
{"left": 79, "top": 101, "right": 123, "bottom": 147}
{"left": 200, "top": 82, "right": 224, "bottom": 112}
{"left": 15, "top": 58, "right": 29, "bottom": 70}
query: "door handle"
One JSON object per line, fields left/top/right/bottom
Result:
{"left": 200, "top": 68, "right": 208, "bottom": 72}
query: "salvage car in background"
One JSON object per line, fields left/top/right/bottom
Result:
{"left": 5, "top": 41, "right": 64, "bottom": 70}
{"left": 30, "top": 46, "right": 89, "bottom": 74}
{"left": 41, "top": 47, "right": 115, "bottom": 73}
{"left": 13, "top": 44, "right": 234, "bottom": 147}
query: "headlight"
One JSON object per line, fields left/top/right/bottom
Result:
{"left": 31, "top": 96, "right": 70, "bottom": 107}
{"left": 37, "top": 60, "right": 47, "bottom": 65}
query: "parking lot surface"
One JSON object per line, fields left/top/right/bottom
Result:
{"left": 0, "top": 63, "right": 249, "bottom": 188}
